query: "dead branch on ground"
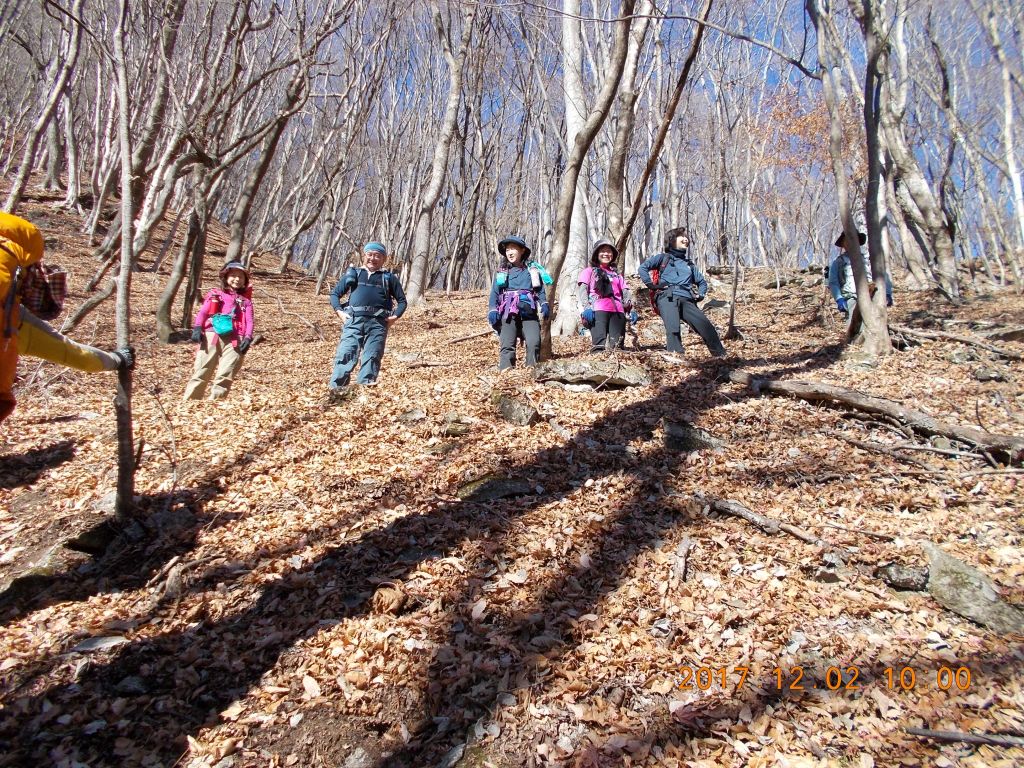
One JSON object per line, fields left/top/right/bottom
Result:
{"left": 730, "top": 370, "right": 1024, "bottom": 464}
{"left": 891, "top": 324, "right": 1022, "bottom": 361}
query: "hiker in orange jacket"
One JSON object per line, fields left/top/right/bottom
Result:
{"left": 1, "top": 211, "right": 133, "bottom": 424}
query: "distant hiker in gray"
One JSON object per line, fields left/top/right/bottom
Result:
{"left": 328, "top": 241, "right": 406, "bottom": 392}
{"left": 828, "top": 230, "right": 893, "bottom": 318}
{"left": 638, "top": 227, "right": 726, "bottom": 358}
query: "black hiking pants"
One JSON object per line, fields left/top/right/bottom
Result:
{"left": 590, "top": 310, "right": 626, "bottom": 352}
{"left": 655, "top": 292, "right": 726, "bottom": 357}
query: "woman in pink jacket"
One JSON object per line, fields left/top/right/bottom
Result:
{"left": 183, "top": 261, "right": 255, "bottom": 400}
{"left": 577, "top": 239, "right": 634, "bottom": 352}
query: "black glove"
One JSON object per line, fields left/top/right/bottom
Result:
{"left": 113, "top": 347, "right": 135, "bottom": 371}
{"left": 190, "top": 327, "right": 202, "bottom": 343}
{"left": 237, "top": 337, "right": 252, "bottom": 355}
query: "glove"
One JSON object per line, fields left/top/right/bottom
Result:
{"left": 190, "top": 327, "right": 203, "bottom": 343}
{"left": 237, "top": 337, "right": 252, "bottom": 355}
{"left": 113, "top": 347, "right": 135, "bottom": 371}
{"left": 628, "top": 310, "right": 638, "bottom": 325}
{"left": 836, "top": 298, "right": 848, "bottom": 314}
{"left": 540, "top": 303, "right": 550, "bottom": 320}
{"left": 581, "top": 308, "right": 595, "bottom": 328}
{"left": 488, "top": 310, "right": 500, "bottom": 327}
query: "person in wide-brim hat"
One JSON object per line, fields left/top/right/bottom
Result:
{"left": 834, "top": 231, "right": 867, "bottom": 248}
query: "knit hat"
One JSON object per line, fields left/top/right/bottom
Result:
{"left": 363, "top": 241, "right": 387, "bottom": 255}
{"left": 590, "top": 238, "right": 619, "bottom": 266}
{"left": 219, "top": 260, "right": 250, "bottom": 287}
{"left": 834, "top": 230, "right": 867, "bottom": 247}
{"left": 498, "top": 235, "right": 531, "bottom": 260}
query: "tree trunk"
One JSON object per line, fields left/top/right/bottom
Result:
{"left": 551, "top": 0, "right": 592, "bottom": 338}
{"left": 112, "top": 0, "right": 136, "bottom": 523}
{"left": 223, "top": 70, "right": 307, "bottom": 266}
{"left": 606, "top": 0, "right": 653, "bottom": 258}
{"left": 3, "top": 0, "right": 84, "bottom": 212}
{"left": 614, "top": 0, "right": 714, "bottom": 256}
{"left": 808, "top": 0, "right": 890, "bottom": 357}
{"left": 541, "top": 0, "right": 637, "bottom": 356}
{"left": 406, "top": 3, "right": 477, "bottom": 305}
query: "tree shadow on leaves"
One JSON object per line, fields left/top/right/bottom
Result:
{"left": 0, "top": 344, "right": 856, "bottom": 765}
{"left": 0, "top": 440, "right": 76, "bottom": 489}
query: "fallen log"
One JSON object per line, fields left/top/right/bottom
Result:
{"left": 906, "top": 727, "right": 1024, "bottom": 748}
{"left": 891, "top": 324, "right": 1022, "bottom": 361}
{"left": 729, "top": 370, "right": 1024, "bottom": 464}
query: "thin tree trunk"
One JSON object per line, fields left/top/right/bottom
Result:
{"left": 406, "top": 3, "right": 477, "bottom": 305}
{"left": 614, "top": 0, "right": 713, "bottom": 256}
{"left": 112, "top": 0, "right": 136, "bottom": 522}
{"left": 541, "top": 0, "right": 637, "bottom": 356}
{"left": 4, "top": 0, "right": 84, "bottom": 212}
{"left": 224, "top": 70, "right": 307, "bottom": 266}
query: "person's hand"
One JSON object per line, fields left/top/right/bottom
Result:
{"left": 628, "top": 310, "right": 638, "bottom": 325}
{"left": 836, "top": 298, "right": 848, "bottom": 314}
{"left": 336, "top": 309, "right": 350, "bottom": 323}
{"left": 580, "top": 308, "right": 595, "bottom": 328}
{"left": 488, "top": 310, "right": 500, "bottom": 327}
{"left": 237, "top": 337, "right": 252, "bottom": 355}
{"left": 540, "top": 303, "right": 550, "bottom": 320}
{"left": 190, "top": 327, "right": 202, "bottom": 343}
{"left": 385, "top": 315, "right": 399, "bottom": 328}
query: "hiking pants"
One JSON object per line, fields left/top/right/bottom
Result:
{"left": 184, "top": 331, "right": 243, "bottom": 400}
{"left": 331, "top": 315, "right": 388, "bottom": 387}
{"left": 590, "top": 310, "right": 625, "bottom": 352}
{"left": 498, "top": 315, "right": 540, "bottom": 370}
{"left": 655, "top": 292, "right": 726, "bottom": 356}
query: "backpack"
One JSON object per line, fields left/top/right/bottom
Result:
{"left": 525, "top": 259, "right": 553, "bottom": 285}
{"left": 647, "top": 253, "right": 670, "bottom": 316}
{"left": 17, "top": 262, "right": 67, "bottom": 321}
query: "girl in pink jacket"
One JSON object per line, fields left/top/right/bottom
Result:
{"left": 577, "top": 239, "right": 634, "bottom": 352}
{"left": 183, "top": 261, "right": 255, "bottom": 400}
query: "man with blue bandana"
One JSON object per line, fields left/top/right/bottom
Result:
{"left": 328, "top": 241, "right": 406, "bottom": 394}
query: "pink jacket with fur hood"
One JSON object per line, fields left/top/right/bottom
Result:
{"left": 193, "top": 286, "right": 254, "bottom": 347}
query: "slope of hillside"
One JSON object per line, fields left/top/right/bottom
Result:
{"left": 1, "top": 198, "right": 1023, "bottom": 767}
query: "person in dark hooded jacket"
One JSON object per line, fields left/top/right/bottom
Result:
{"left": 638, "top": 227, "right": 726, "bottom": 358}
{"left": 488, "top": 235, "right": 549, "bottom": 370}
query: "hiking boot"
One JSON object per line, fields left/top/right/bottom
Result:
{"left": 322, "top": 386, "right": 349, "bottom": 406}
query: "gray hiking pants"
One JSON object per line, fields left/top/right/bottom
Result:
{"left": 498, "top": 315, "right": 540, "bottom": 370}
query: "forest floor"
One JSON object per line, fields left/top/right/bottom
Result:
{"left": 1, "top": 195, "right": 1023, "bottom": 768}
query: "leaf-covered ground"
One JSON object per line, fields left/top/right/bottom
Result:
{"left": 1, "top": 202, "right": 1023, "bottom": 767}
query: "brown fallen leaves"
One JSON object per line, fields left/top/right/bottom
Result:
{"left": 1, "top": 219, "right": 1023, "bottom": 766}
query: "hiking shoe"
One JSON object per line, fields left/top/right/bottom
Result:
{"left": 322, "top": 386, "right": 349, "bottom": 405}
